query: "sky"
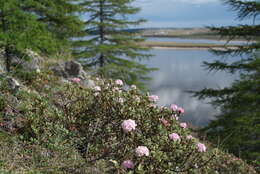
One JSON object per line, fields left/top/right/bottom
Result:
{"left": 132, "top": 0, "right": 254, "bottom": 28}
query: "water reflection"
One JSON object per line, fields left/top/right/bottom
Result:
{"left": 145, "top": 49, "right": 238, "bottom": 127}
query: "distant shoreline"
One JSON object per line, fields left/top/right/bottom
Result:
{"left": 150, "top": 47, "right": 211, "bottom": 50}
{"left": 138, "top": 28, "right": 257, "bottom": 41}
{"left": 140, "top": 41, "right": 240, "bottom": 50}
{"left": 142, "top": 35, "right": 248, "bottom": 42}
{"left": 149, "top": 46, "right": 237, "bottom": 51}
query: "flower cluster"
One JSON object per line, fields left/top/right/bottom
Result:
{"left": 121, "top": 119, "right": 137, "bottom": 133}
{"left": 169, "top": 133, "right": 181, "bottom": 141}
{"left": 85, "top": 79, "right": 209, "bottom": 172}
{"left": 121, "top": 160, "right": 134, "bottom": 170}
{"left": 115, "top": 79, "right": 123, "bottom": 86}
{"left": 135, "top": 146, "right": 150, "bottom": 157}
{"left": 186, "top": 135, "right": 194, "bottom": 140}
{"left": 170, "top": 104, "right": 185, "bottom": 114}
{"left": 180, "top": 122, "right": 187, "bottom": 129}
{"left": 70, "top": 77, "right": 81, "bottom": 83}
{"left": 149, "top": 95, "right": 159, "bottom": 102}
{"left": 197, "top": 143, "right": 207, "bottom": 152}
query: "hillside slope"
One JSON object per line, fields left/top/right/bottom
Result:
{"left": 0, "top": 56, "right": 257, "bottom": 173}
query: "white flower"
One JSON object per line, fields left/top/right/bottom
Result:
{"left": 135, "top": 146, "right": 149, "bottom": 157}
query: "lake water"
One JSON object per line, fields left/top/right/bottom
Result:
{"left": 144, "top": 48, "right": 239, "bottom": 127}
{"left": 82, "top": 36, "right": 240, "bottom": 127}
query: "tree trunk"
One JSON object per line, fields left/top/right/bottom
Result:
{"left": 99, "top": 0, "right": 105, "bottom": 67}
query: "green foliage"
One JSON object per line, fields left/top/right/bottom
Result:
{"left": 0, "top": 0, "right": 57, "bottom": 71}
{"left": 25, "top": 0, "right": 84, "bottom": 51}
{"left": 223, "top": 0, "right": 260, "bottom": 20}
{"left": 194, "top": 0, "right": 260, "bottom": 168}
{"left": 0, "top": 70, "right": 257, "bottom": 173}
{"left": 13, "top": 70, "right": 38, "bottom": 84}
{"left": 0, "top": 0, "right": 83, "bottom": 71}
{"left": 73, "top": 0, "right": 155, "bottom": 90}
{"left": 56, "top": 80, "right": 213, "bottom": 173}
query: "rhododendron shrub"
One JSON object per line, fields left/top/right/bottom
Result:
{"left": 56, "top": 78, "right": 217, "bottom": 173}
{"left": 1, "top": 72, "right": 256, "bottom": 174}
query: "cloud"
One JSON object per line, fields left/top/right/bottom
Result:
{"left": 176, "top": 0, "right": 219, "bottom": 4}
{"left": 136, "top": 0, "right": 219, "bottom": 5}
{"left": 133, "top": 0, "right": 252, "bottom": 28}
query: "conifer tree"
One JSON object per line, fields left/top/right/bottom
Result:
{"left": 194, "top": 0, "right": 260, "bottom": 166}
{"left": 73, "top": 0, "right": 154, "bottom": 89}
{"left": 23, "top": 0, "right": 84, "bottom": 52}
{"left": 0, "top": 0, "right": 58, "bottom": 71}
{"left": 0, "top": 0, "right": 84, "bottom": 71}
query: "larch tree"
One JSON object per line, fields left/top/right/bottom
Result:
{"left": 22, "top": 0, "right": 84, "bottom": 54}
{"left": 0, "top": 0, "right": 58, "bottom": 72}
{"left": 194, "top": 0, "right": 260, "bottom": 166}
{"left": 0, "top": 0, "right": 84, "bottom": 72}
{"left": 73, "top": 0, "right": 155, "bottom": 89}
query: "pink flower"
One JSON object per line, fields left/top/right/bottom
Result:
{"left": 160, "top": 118, "right": 170, "bottom": 127}
{"left": 197, "top": 143, "right": 206, "bottom": 152}
{"left": 115, "top": 79, "right": 123, "bottom": 86}
{"left": 186, "top": 135, "right": 194, "bottom": 140}
{"left": 71, "top": 77, "right": 81, "bottom": 83}
{"left": 135, "top": 146, "right": 149, "bottom": 157}
{"left": 170, "top": 104, "right": 178, "bottom": 111}
{"left": 94, "top": 86, "right": 101, "bottom": 92}
{"left": 121, "top": 119, "right": 137, "bottom": 133}
{"left": 169, "top": 133, "right": 181, "bottom": 141}
{"left": 149, "top": 95, "right": 159, "bottom": 102}
{"left": 180, "top": 122, "right": 187, "bottom": 129}
{"left": 178, "top": 107, "right": 185, "bottom": 114}
{"left": 122, "top": 160, "right": 134, "bottom": 170}
{"left": 131, "top": 85, "right": 137, "bottom": 89}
